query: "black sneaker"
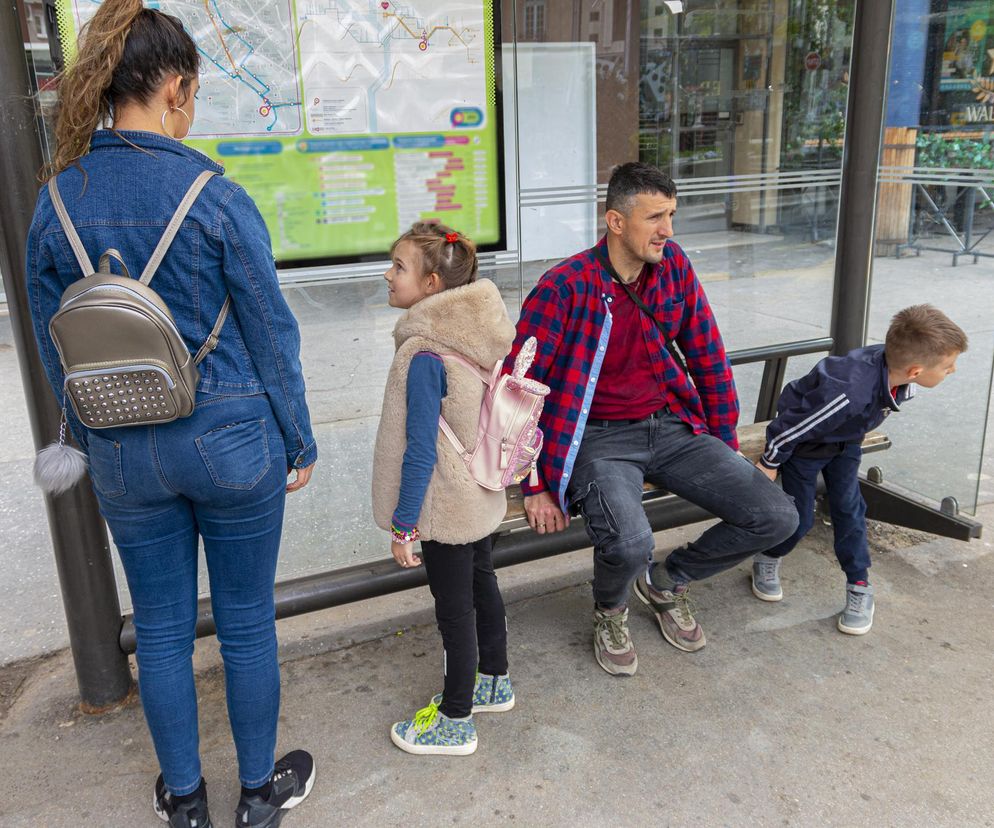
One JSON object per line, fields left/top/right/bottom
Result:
{"left": 153, "top": 775, "right": 213, "bottom": 828}
{"left": 235, "top": 750, "right": 316, "bottom": 827}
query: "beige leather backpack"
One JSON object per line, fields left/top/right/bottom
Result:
{"left": 47, "top": 170, "right": 230, "bottom": 429}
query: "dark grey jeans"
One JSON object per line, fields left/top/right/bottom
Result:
{"left": 566, "top": 409, "right": 799, "bottom": 607}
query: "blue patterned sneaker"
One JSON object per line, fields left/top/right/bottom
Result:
{"left": 431, "top": 672, "right": 515, "bottom": 713}
{"left": 390, "top": 701, "right": 478, "bottom": 756}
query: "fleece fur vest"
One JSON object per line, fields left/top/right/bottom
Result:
{"left": 372, "top": 279, "right": 516, "bottom": 544}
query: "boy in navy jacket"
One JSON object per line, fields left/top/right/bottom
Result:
{"left": 752, "top": 305, "right": 968, "bottom": 634}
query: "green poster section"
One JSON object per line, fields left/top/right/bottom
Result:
{"left": 58, "top": 0, "right": 503, "bottom": 267}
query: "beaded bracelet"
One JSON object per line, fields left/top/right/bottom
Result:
{"left": 390, "top": 523, "right": 420, "bottom": 544}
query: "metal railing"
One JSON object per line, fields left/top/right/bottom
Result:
{"left": 119, "top": 336, "right": 836, "bottom": 653}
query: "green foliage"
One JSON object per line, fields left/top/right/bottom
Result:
{"left": 916, "top": 132, "right": 994, "bottom": 171}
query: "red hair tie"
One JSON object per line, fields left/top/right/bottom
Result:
{"left": 445, "top": 232, "right": 459, "bottom": 243}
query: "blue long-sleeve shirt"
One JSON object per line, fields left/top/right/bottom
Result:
{"left": 392, "top": 352, "right": 447, "bottom": 531}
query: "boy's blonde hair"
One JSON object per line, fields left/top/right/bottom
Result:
{"left": 885, "top": 304, "right": 968, "bottom": 370}
{"left": 391, "top": 222, "right": 478, "bottom": 290}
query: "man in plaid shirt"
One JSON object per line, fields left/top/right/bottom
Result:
{"left": 506, "top": 163, "right": 798, "bottom": 676}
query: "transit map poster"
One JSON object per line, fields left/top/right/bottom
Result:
{"left": 62, "top": 0, "right": 504, "bottom": 267}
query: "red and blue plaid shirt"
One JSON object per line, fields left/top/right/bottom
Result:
{"left": 505, "top": 236, "right": 740, "bottom": 510}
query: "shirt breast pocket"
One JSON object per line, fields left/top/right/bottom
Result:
{"left": 658, "top": 297, "right": 686, "bottom": 340}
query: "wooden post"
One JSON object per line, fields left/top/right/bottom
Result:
{"left": 875, "top": 126, "right": 917, "bottom": 256}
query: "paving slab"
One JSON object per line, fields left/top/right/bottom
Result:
{"left": 3, "top": 512, "right": 994, "bottom": 826}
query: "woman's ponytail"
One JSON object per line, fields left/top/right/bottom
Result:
{"left": 46, "top": 0, "right": 199, "bottom": 179}
{"left": 48, "top": 0, "right": 143, "bottom": 177}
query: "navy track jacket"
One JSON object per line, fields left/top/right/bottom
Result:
{"left": 760, "top": 345, "right": 913, "bottom": 469}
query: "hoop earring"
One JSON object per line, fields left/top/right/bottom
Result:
{"left": 161, "top": 106, "right": 192, "bottom": 139}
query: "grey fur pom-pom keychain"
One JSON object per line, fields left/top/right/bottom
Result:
{"left": 34, "top": 398, "right": 87, "bottom": 495}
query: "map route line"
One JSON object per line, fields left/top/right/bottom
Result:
{"left": 381, "top": 10, "right": 473, "bottom": 51}
{"left": 203, "top": 0, "right": 239, "bottom": 74}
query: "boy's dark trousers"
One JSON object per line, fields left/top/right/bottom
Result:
{"left": 764, "top": 442, "right": 871, "bottom": 583}
{"left": 419, "top": 535, "right": 508, "bottom": 719}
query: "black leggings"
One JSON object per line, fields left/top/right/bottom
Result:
{"left": 419, "top": 534, "right": 509, "bottom": 719}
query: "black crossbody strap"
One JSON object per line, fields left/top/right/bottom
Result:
{"left": 595, "top": 248, "right": 689, "bottom": 376}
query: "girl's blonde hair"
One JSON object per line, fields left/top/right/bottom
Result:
{"left": 391, "top": 222, "right": 479, "bottom": 290}
{"left": 47, "top": 0, "right": 199, "bottom": 179}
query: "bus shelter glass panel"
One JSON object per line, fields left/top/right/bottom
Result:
{"left": 508, "top": 0, "right": 856, "bottom": 403}
{"left": 864, "top": 0, "right": 994, "bottom": 515}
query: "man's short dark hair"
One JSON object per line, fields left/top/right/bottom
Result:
{"left": 606, "top": 162, "right": 677, "bottom": 215}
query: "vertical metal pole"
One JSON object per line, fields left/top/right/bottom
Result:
{"left": 829, "top": 0, "right": 896, "bottom": 355}
{"left": 0, "top": 0, "right": 132, "bottom": 708}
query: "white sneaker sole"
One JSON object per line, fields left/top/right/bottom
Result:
{"left": 593, "top": 638, "right": 638, "bottom": 676}
{"left": 281, "top": 762, "right": 316, "bottom": 810}
{"left": 473, "top": 697, "right": 515, "bottom": 713}
{"left": 751, "top": 577, "right": 783, "bottom": 602}
{"left": 390, "top": 726, "right": 478, "bottom": 756}
{"left": 837, "top": 605, "right": 875, "bottom": 635}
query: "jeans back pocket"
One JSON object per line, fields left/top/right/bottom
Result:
{"left": 87, "top": 433, "right": 126, "bottom": 499}
{"left": 195, "top": 419, "right": 272, "bottom": 490}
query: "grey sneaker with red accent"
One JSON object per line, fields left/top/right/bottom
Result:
{"left": 593, "top": 605, "right": 638, "bottom": 676}
{"left": 633, "top": 574, "right": 706, "bottom": 652}
{"left": 837, "top": 581, "right": 875, "bottom": 635}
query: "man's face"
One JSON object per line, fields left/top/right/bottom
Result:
{"left": 614, "top": 192, "right": 677, "bottom": 265}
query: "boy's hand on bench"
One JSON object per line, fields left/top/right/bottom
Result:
{"left": 755, "top": 461, "right": 777, "bottom": 482}
{"left": 524, "top": 491, "right": 570, "bottom": 534}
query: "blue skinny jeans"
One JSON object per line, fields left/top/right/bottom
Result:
{"left": 87, "top": 393, "right": 287, "bottom": 796}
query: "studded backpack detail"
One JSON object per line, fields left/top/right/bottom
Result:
{"left": 47, "top": 170, "right": 230, "bottom": 429}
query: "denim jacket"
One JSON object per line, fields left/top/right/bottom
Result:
{"left": 26, "top": 130, "right": 317, "bottom": 469}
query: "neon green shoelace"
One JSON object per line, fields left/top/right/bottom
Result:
{"left": 413, "top": 701, "right": 440, "bottom": 734}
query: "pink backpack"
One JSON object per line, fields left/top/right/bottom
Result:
{"left": 438, "top": 337, "right": 550, "bottom": 491}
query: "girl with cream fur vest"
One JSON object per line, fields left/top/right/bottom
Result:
{"left": 372, "top": 222, "right": 516, "bottom": 757}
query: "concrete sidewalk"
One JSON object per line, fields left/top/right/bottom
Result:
{"left": 4, "top": 510, "right": 994, "bottom": 826}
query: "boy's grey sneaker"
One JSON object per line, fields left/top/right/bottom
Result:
{"left": 752, "top": 553, "right": 783, "bottom": 602}
{"left": 153, "top": 776, "right": 212, "bottom": 828}
{"left": 633, "top": 574, "right": 706, "bottom": 652}
{"left": 837, "top": 582, "right": 875, "bottom": 635}
{"left": 593, "top": 605, "right": 638, "bottom": 676}
{"left": 431, "top": 672, "right": 515, "bottom": 713}
{"left": 235, "top": 750, "right": 315, "bottom": 827}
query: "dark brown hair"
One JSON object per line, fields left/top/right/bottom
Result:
{"left": 390, "top": 222, "right": 479, "bottom": 290}
{"left": 606, "top": 162, "right": 677, "bottom": 215}
{"left": 885, "top": 304, "right": 968, "bottom": 370}
{"left": 47, "top": 0, "right": 199, "bottom": 177}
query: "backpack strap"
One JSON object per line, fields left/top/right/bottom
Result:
{"left": 47, "top": 177, "right": 96, "bottom": 277}
{"left": 98, "top": 249, "right": 131, "bottom": 278}
{"left": 139, "top": 170, "right": 229, "bottom": 366}
{"left": 193, "top": 295, "right": 231, "bottom": 366}
{"left": 437, "top": 352, "right": 498, "bottom": 386}
{"left": 434, "top": 352, "right": 500, "bottom": 460}
{"left": 140, "top": 170, "right": 216, "bottom": 285}
{"left": 437, "top": 416, "right": 470, "bottom": 459}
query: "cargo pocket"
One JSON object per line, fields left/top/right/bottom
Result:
{"left": 195, "top": 419, "right": 272, "bottom": 490}
{"left": 87, "top": 433, "right": 126, "bottom": 499}
{"left": 572, "top": 481, "right": 621, "bottom": 547}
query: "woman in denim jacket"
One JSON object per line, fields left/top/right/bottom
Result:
{"left": 26, "top": 1, "right": 317, "bottom": 825}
